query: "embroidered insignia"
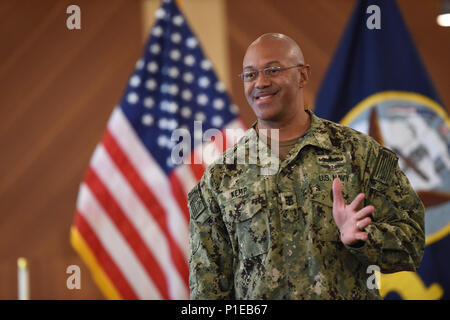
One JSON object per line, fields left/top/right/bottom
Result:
{"left": 188, "top": 184, "right": 206, "bottom": 220}
{"left": 373, "top": 147, "right": 398, "bottom": 184}
{"left": 317, "top": 154, "right": 346, "bottom": 170}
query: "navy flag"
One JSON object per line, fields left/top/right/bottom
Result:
{"left": 315, "top": 0, "right": 450, "bottom": 300}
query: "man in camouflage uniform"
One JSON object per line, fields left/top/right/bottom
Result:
{"left": 187, "top": 33, "right": 425, "bottom": 299}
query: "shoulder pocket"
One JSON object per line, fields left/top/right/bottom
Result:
{"left": 188, "top": 184, "right": 210, "bottom": 224}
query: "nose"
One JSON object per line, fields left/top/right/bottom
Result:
{"left": 255, "top": 71, "right": 271, "bottom": 89}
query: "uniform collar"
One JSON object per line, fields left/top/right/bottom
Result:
{"left": 242, "top": 110, "right": 334, "bottom": 173}
{"left": 304, "top": 109, "right": 334, "bottom": 152}
{"left": 248, "top": 109, "right": 334, "bottom": 153}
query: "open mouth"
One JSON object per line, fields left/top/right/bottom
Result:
{"left": 254, "top": 91, "right": 278, "bottom": 102}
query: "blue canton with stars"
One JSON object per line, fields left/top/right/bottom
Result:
{"left": 119, "top": 0, "right": 238, "bottom": 175}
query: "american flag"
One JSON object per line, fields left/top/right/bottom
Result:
{"left": 70, "top": 0, "right": 245, "bottom": 299}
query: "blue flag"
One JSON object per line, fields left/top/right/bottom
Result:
{"left": 315, "top": 0, "right": 450, "bottom": 300}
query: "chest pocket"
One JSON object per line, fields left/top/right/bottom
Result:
{"left": 306, "top": 165, "right": 358, "bottom": 242}
{"left": 308, "top": 187, "right": 340, "bottom": 242}
{"left": 223, "top": 193, "right": 269, "bottom": 260}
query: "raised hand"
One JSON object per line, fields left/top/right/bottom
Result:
{"left": 332, "top": 178, "right": 374, "bottom": 246}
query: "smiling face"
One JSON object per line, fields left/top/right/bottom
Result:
{"left": 243, "top": 35, "right": 306, "bottom": 124}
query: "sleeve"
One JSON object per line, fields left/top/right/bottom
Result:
{"left": 187, "top": 176, "right": 235, "bottom": 299}
{"left": 345, "top": 144, "right": 426, "bottom": 273}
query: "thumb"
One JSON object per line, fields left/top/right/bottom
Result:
{"left": 332, "top": 177, "right": 344, "bottom": 209}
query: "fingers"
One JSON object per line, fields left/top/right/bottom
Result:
{"left": 332, "top": 178, "right": 344, "bottom": 208}
{"left": 356, "top": 217, "right": 372, "bottom": 230}
{"left": 340, "top": 214, "right": 372, "bottom": 246}
{"left": 349, "top": 193, "right": 365, "bottom": 210}
{"left": 355, "top": 232, "right": 368, "bottom": 242}
{"left": 332, "top": 179, "right": 375, "bottom": 246}
{"left": 340, "top": 230, "right": 368, "bottom": 245}
{"left": 355, "top": 205, "right": 374, "bottom": 220}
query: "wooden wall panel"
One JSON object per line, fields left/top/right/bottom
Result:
{"left": 226, "top": 0, "right": 450, "bottom": 126}
{"left": 0, "top": 0, "right": 143, "bottom": 299}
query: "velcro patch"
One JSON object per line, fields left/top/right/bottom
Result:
{"left": 188, "top": 184, "right": 206, "bottom": 220}
{"left": 279, "top": 192, "right": 297, "bottom": 210}
{"left": 373, "top": 147, "right": 398, "bottom": 184}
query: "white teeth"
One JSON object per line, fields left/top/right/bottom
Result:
{"left": 256, "top": 94, "right": 274, "bottom": 99}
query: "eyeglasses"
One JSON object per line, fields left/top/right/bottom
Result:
{"left": 239, "top": 64, "right": 304, "bottom": 82}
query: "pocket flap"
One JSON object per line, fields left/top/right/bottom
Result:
{"left": 223, "top": 193, "right": 266, "bottom": 222}
{"left": 310, "top": 189, "right": 333, "bottom": 208}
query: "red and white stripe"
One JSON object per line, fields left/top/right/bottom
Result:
{"left": 74, "top": 108, "right": 246, "bottom": 299}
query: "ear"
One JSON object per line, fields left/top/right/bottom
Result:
{"left": 299, "top": 64, "right": 311, "bottom": 88}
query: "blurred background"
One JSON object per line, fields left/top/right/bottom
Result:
{"left": 0, "top": 0, "right": 448, "bottom": 299}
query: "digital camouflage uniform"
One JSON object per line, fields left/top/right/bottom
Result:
{"left": 188, "top": 110, "right": 425, "bottom": 299}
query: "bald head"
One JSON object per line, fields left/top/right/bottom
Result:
{"left": 244, "top": 33, "right": 305, "bottom": 67}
